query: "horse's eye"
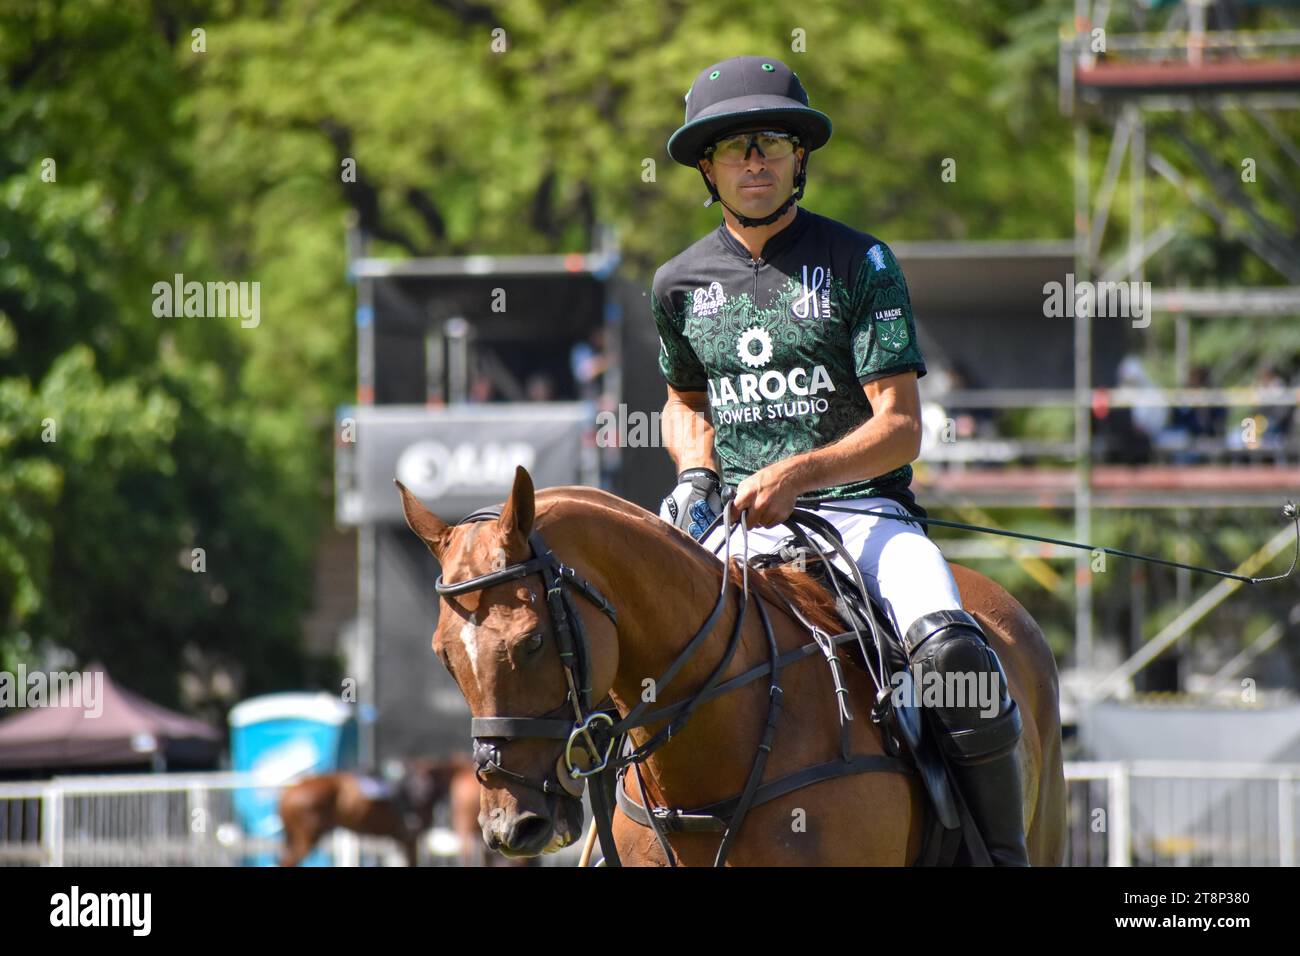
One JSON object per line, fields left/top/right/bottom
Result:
{"left": 524, "top": 632, "right": 545, "bottom": 653}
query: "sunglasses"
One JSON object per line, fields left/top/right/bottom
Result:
{"left": 704, "top": 130, "right": 801, "bottom": 166}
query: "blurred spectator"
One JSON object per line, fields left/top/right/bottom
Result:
{"left": 468, "top": 371, "right": 497, "bottom": 404}
{"left": 1095, "top": 354, "right": 1160, "bottom": 463}
{"left": 1286, "top": 361, "right": 1300, "bottom": 441}
{"left": 570, "top": 326, "right": 611, "bottom": 403}
{"left": 1160, "top": 364, "right": 1226, "bottom": 464}
{"left": 916, "top": 361, "right": 953, "bottom": 403}
{"left": 525, "top": 372, "right": 556, "bottom": 402}
{"left": 1244, "top": 363, "right": 1294, "bottom": 452}
{"left": 1172, "top": 365, "right": 1227, "bottom": 437}
{"left": 1120, "top": 355, "right": 1169, "bottom": 441}
{"left": 945, "top": 360, "right": 998, "bottom": 439}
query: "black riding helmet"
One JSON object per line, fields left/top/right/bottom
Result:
{"left": 668, "top": 56, "right": 832, "bottom": 227}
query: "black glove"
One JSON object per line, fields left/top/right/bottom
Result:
{"left": 658, "top": 467, "right": 723, "bottom": 540}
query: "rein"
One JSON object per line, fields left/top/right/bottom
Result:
{"left": 800, "top": 499, "right": 1300, "bottom": 585}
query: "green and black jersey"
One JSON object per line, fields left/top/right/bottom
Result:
{"left": 651, "top": 206, "right": 928, "bottom": 518}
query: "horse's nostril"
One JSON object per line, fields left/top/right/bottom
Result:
{"left": 508, "top": 813, "right": 551, "bottom": 849}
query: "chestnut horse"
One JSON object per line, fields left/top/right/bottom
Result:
{"left": 397, "top": 467, "right": 1066, "bottom": 865}
{"left": 279, "top": 756, "right": 473, "bottom": 866}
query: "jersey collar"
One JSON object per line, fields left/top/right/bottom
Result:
{"left": 715, "top": 204, "right": 812, "bottom": 263}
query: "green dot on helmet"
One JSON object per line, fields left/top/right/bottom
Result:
{"left": 709, "top": 70, "right": 720, "bottom": 80}
{"left": 762, "top": 63, "right": 774, "bottom": 71}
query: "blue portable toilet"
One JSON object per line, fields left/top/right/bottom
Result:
{"left": 228, "top": 692, "right": 358, "bottom": 866}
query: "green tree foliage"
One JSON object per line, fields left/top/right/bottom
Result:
{"left": 1, "top": 0, "right": 1295, "bottom": 709}
{"left": 0, "top": 1, "right": 327, "bottom": 707}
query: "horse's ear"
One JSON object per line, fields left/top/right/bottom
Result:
{"left": 395, "top": 479, "right": 452, "bottom": 558}
{"left": 497, "top": 465, "right": 535, "bottom": 549}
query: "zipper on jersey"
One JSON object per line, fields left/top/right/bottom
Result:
{"left": 752, "top": 258, "right": 762, "bottom": 305}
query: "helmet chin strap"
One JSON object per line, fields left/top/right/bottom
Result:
{"left": 699, "top": 153, "right": 810, "bottom": 228}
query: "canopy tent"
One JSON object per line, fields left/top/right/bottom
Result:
{"left": 0, "top": 666, "right": 221, "bottom": 771}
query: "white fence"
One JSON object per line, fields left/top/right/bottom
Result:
{"left": 1064, "top": 760, "right": 1299, "bottom": 866}
{"left": 0, "top": 771, "right": 448, "bottom": 867}
{"left": 2, "top": 762, "right": 1296, "bottom": 865}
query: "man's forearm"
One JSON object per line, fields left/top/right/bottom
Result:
{"left": 662, "top": 395, "right": 717, "bottom": 473}
{"left": 784, "top": 410, "right": 920, "bottom": 494}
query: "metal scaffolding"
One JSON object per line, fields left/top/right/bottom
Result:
{"left": 1050, "top": 0, "right": 1300, "bottom": 683}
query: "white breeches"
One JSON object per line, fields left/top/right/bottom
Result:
{"left": 699, "top": 496, "right": 964, "bottom": 640}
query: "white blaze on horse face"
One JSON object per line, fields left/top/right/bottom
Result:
{"left": 459, "top": 609, "right": 481, "bottom": 682}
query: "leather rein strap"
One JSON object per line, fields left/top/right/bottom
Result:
{"left": 616, "top": 752, "right": 911, "bottom": 833}
{"left": 434, "top": 503, "right": 912, "bottom": 867}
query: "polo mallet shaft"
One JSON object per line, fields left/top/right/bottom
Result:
{"left": 578, "top": 817, "right": 598, "bottom": 867}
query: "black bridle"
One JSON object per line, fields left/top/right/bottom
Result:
{"left": 435, "top": 514, "right": 617, "bottom": 791}
{"left": 434, "top": 501, "right": 911, "bottom": 867}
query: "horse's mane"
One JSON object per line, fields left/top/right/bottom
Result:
{"left": 725, "top": 561, "right": 847, "bottom": 635}
{"left": 537, "top": 486, "right": 847, "bottom": 637}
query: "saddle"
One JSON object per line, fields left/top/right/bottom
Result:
{"left": 355, "top": 776, "right": 396, "bottom": 802}
{"left": 745, "top": 512, "right": 973, "bottom": 866}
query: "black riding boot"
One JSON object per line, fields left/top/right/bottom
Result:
{"left": 902, "top": 609, "right": 1031, "bottom": 867}
{"left": 947, "top": 734, "right": 1030, "bottom": 866}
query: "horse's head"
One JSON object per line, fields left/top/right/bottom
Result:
{"left": 396, "top": 466, "right": 616, "bottom": 858}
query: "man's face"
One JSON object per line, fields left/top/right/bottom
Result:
{"left": 699, "top": 127, "right": 804, "bottom": 220}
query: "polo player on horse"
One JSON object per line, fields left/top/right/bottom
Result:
{"left": 653, "top": 55, "right": 1029, "bottom": 865}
